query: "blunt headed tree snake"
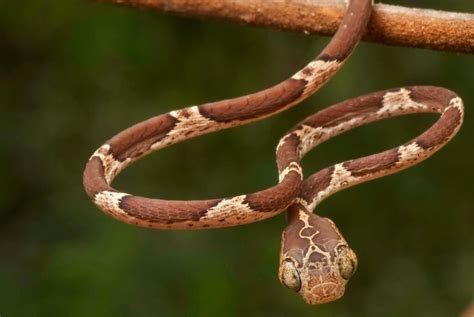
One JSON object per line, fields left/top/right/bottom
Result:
{"left": 83, "top": 0, "right": 464, "bottom": 304}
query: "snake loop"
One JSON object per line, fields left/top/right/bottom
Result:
{"left": 277, "top": 87, "right": 463, "bottom": 304}
{"left": 83, "top": 0, "right": 373, "bottom": 228}
{"left": 82, "top": 0, "right": 464, "bottom": 305}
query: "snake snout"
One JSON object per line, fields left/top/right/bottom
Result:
{"left": 303, "top": 280, "right": 345, "bottom": 305}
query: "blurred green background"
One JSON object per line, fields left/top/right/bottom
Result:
{"left": 1, "top": 0, "right": 473, "bottom": 316}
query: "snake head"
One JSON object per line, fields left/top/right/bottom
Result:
{"left": 278, "top": 206, "right": 357, "bottom": 304}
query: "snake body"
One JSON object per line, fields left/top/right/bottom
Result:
{"left": 82, "top": 0, "right": 464, "bottom": 305}
{"left": 277, "top": 87, "right": 463, "bottom": 303}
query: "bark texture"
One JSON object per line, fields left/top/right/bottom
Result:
{"left": 100, "top": 0, "right": 474, "bottom": 54}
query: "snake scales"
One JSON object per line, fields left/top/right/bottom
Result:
{"left": 83, "top": 0, "right": 464, "bottom": 304}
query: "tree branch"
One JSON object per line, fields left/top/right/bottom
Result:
{"left": 100, "top": 0, "right": 473, "bottom": 54}
{"left": 461, "top": 301, "right": 474, "bottom": 317}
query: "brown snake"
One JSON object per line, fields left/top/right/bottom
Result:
{"left": 83, "top": 0, "right": 464, "bottom": 304}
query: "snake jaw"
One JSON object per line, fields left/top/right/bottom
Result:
{"left": 279, "top": 253, "right": 353, "bottom": 305}
{"left": 296, "top": 247, "right": 357, "bottom": 304}
{"left": 300, "top": 272, "right": 345, "bottom": 305}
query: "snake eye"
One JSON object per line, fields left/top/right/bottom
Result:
{"left": 337, "top": 246, "right": 358, "bottom": 280}
{"left": 280, "top": 259, "right": 301, "bottom": 292}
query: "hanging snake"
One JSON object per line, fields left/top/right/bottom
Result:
{"left": 83, "top": 0, "right": 464, "bottom": 305}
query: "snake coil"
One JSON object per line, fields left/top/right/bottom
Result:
{"left": 83, "top": 0, "right": 464, "bottom": 304}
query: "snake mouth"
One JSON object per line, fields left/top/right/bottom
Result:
{"left": 303, "top": 281, "right": 345, "bottom": 305}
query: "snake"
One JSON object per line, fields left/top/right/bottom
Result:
{"left": 82, "top": 0, "right": 464, "bottom": 305}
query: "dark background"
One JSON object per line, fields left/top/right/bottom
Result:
{"left": 1, "top": 0, "right": 473, "bottom": 316}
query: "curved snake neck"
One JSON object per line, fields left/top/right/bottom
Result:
{"left": 82, "top": 0, "right": 464, "bottom": 305}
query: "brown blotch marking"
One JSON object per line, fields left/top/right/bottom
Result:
{"left": 198, "top": 78, "right": 307, "bottom": 122}
{"left": 300, "top": 227, "right": 318, "bottom": 237}
{"left": 107, "top": 113, "right": 178, "bottom": 160}
{"left": 316, "top": 0, "right": 372, "bottom": 61}
{"left": 244, "top": 173, "right": 301, "bottom": 212}
{"left": 118, "top": 196, "right": 220, "bottom": 224}
{"left": 179, "top": 109, "right": 192, "bottom": 118}
{"left": 308, "top": 251, "right": 326, "bottom": 264}
{"left": 416, "top": 106, "right": 462, "bottom": 149}
{"left": 301, "top": 66, "right": 314, "bottom": 76}
{"left": 276, "top": 133, "right": 300, "bottom": 172}
{"left": 282, "top": 206, "right": 308, "bottom": 255}
{"left": 343, "top": 148, "right": 399, "bottom": 178}
{"left": 300, "top": 92, "right": 384, "bottom": 130}
{"left": 310, "top": 216, "right": 343, "bottom": 245}
{"left": 409, "top": 86, "right": 458, "bottom": 113}
{"left": 83, "top": 156, "right": 112, "bottom": 198}
{"left": 183, "top": 130, "right": 195, "bottom": 137}
{"left": 301, "top": 166, "right": 335, "bottom": 202}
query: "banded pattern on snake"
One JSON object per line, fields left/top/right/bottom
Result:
{"left": 82, "top": 0, "right": 464, "bottom": 305}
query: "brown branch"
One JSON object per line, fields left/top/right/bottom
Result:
{"left": 461, "top": 301, "right": 474, "bottom": 317}
{"left": 100, "top": 0, "right": 473, "bottom": 54}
